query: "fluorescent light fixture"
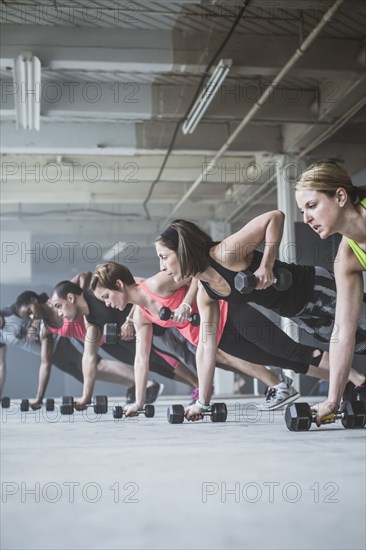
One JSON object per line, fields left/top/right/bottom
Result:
{"left": 13, "top": 52, "right": 41, "bottom": 131}
{"left": 182, "top": 59, "right": 232, "bottom": 135}
{"left": 103, "top": 242, "right": 127, "bottom": 261}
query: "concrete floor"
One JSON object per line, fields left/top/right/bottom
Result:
{"left": 1, "top": 395, "right": 365, "bottom": 550}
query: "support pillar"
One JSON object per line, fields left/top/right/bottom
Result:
{"left": 275, "top": 155, "right": 303, "bottom": 390}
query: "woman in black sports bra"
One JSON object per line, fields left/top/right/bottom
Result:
{"left": 155, "top": 211, "right": 366, "bottom": 421}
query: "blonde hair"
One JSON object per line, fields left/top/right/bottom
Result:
{"left": 91, "top": 262, "right": 135, "bottom": 291}
{"left": 295, "top": 160, "right": 366, "bottom": 204}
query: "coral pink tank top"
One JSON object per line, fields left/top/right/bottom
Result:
{"left": 139, "top": 281, "right": 228, "bottom": 346}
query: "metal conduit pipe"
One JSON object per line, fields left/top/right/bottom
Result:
{"left": 226, "top": 93, "right": 365, "bottom": 222}
{"left": 159, "top": 0, "right": 344, "bottom": 230}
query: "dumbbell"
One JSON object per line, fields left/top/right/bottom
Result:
{"left": 1, "top": 396, "right": 11, "bottom": 409}
{"left": 285, "top": 400, "right": 366, "bottom": 431}
{"left": 112, "top": 404, "right": 155, "bottom": 419}
{"left": 167, "top": 402, "right": 227, "bottom": 424}
{"left": 60, "top": 395, "right": 108, "bottom": 415}
{"left": 103, "top": 323, "right": 120, "bottom": 344}
{"left": 20, "top": 398, "right": 55, "bottom": 412}
{"left": 234, "top": 267, "right": 292, "bottom": 294}
{"left": 104, "top": 317, "right": 137, "bottom": 344}
{"left": 159, "top": 307, "right": 200, "bottom": 326}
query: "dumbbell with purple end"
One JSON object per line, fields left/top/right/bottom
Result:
{"left": 234, "top": 267, "right": 292, "bottom": 294}
{"left": 159, "top": 307, "right": 200, "bottom": 326}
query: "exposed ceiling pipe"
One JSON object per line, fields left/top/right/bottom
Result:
{"left": 226, "top": 93, "right": 365, "bottom": 222}
{"left": 225, "top": 173, "right": 276, "bottom": 222}
{"left": 159, "top": 0, "right": 344, "bottom": 230}
{"left": 299, "top": 94, "right": 366, "bottom": 157}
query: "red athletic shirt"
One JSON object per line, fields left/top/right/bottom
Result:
{"left": 139, "top": 281, "right": 228, "bottom": 346}
{"left": 48, "top": 317, "right": 104, "bottom": 345}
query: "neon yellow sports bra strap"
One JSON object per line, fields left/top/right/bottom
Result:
{"left": 346, "top": 197, "right": 366, "bottom": 269}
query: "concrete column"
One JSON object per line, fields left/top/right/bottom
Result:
{"left": 208, "top": 221, "right": 235, "bottom": 396}
{"left": 275, "top": 155, "right": 303, "bottom": 390}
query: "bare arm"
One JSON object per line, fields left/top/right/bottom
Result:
{"left": 327, "top": 241, "right": 364, "bottom": 408}
{"left": 120, "top": 304, "right": 136, "bottom": 341}
{"left": 33, "top": 329, "right": 55, "bottom": 407}
{"left": 212, "top": 210, "right": 285, "bottom": 284}
{"left": 0, "top": 346, "right": 6, "bottom": 398}
{"left": 193, "top": 284, "right": 220, "bottom": 407}
{"left": 171, "top": 278, "right": 199, "bottom": 322}
{"left": 125, "top": 308, "right": 153, "bottom": 415}
{"left": 78, "top": 321, "right": 102, "bottom": 407}
{"left": 70, "top": 271, "right": 93, "bottom": 289}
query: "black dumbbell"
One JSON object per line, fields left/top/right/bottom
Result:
{"left": 167, "top": 402, "right": 227, "bottom": 424}
{"left": 104, "top": 319, "right": 137, "bottom": 344}
{"left": 60, "top": 395, "right": 108, "bottom": 415}
{"left": 112, "top": 404, "right": 155, "bottom": 419}
{"left": 285, "top": 400, "right": 366, "bottom": 431}
{"left": 20, "top": 398, "right": 55, "bottom": 412}
{"left": 1, "top": 396, "right": 11, "bottom": 409}
{"left": 159, "top": 307, "right": 200, "bottom": 326}
{"left": 234, "top": 267, "right": 292, "bottom": 294}
{"left": 103, "top": 323, "right": 120, "bottom": 344}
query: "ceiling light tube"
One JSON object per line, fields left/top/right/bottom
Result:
{"left": 13, "top": 53, "right": 41, "bottom": 131}
{"left": 182, "top": 59, "right": 232, "bottom": 135}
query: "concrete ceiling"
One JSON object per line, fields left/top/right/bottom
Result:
{"left": 1, "top": 0, "right": 365, "bottom": 249}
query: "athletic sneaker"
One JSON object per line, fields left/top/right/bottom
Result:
{"left": 355, "top": 381, "right": 366, "bottom": 405}
{"left": 125, "top": 385, "right": 135, "bottom": 404}
{"left": 190, "top": 387, "right": 199, "bottom": 404}
{"left": 259, "top": 382, "right": 300, "bottom": 411}
{"left": 189, "top": 386, "right": 214, "bottom": 406}
{"left": 125, "top": 381, "right": 164, "bottom": 405}
{"left": 145, "top": 381, "right": 164, "bottom": 404}
{"left": 342, "top": 381, "right": 357, "bottom": 403}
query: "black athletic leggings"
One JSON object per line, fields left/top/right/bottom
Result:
{"left": 102, "top": 340, "right": 176, "bottom": 380}
{"left": 218, "top": 303, "right": 322, "bottom": 374}
{"left": 52, "top": 337, "right": 103, "bottom": 383}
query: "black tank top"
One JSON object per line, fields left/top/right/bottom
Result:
{"left": 200, "top": 247, "right": 315, "bottom": 317}
{"left": 84, "top": 288, "right": 132, "bottom": 330}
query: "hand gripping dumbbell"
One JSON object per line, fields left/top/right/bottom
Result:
{"left": 60, "top": 395, "right": 108, "bottom": 415}
{"left": 104, "top": 317, "right": 136, "bottom": 344}
{"left": 20, "top": 398, "right": 56, "bottom": 412}
{"left": 159, "top": 306, "right": 200, "bottom": 326}
{"left": 112, "top": 404, "right": 155, "bottom": 419}
{"left": 167, "top": 402, "right": 227, "bottom": 424}
{"left": 234, "top": 267, "right": 292, "bottom": 294}
{"left": 285, "top": 400, "right": 366, "bottom": 431}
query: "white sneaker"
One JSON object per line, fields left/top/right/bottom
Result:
{"left": 259, "top": 383, "right": 300, "bottom": 411}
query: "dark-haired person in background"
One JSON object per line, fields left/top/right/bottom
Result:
{"left": 0, "top": 305, "right": 135, "bottom": 408}
{"left": 13, "top": 291, "right": 151, "bottom": 408}
{"left": 50, "top": 281, "right": 198, "bottom": 409}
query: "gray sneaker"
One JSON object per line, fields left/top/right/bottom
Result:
{"left": 126, "top": 381, "right": 164, "bottom": 405}
{"left": 259, "top": 382, "right": 300, "bottom": 411}
{"left": 145, "top": 381, "right": 164, "bottom": 404}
